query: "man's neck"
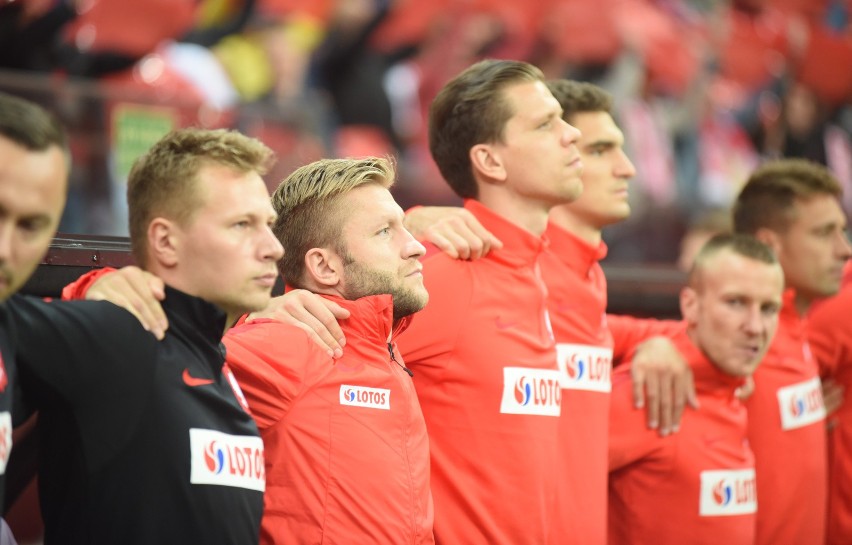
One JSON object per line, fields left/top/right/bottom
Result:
{"left": 475, "top": 188, "right": 550, "bottom": 236}
{"left": 548, "top": 207, "right": 603, "bottom": 246}
{"left": 793, "top": 291, "right": 812, "bottom": 316}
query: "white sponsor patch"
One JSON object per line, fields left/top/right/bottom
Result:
{"left": 556, "top": 343, "right": 612, "bottom": 392}
{"left": 0, "top": 412, "right": 11, "bottom": 475}
{"left": 777, "top": 377, "right": 826, "bottom": 431}
{"left": 500, "top": 367, "right": 562, "bottom": 417}
{"left": 189, "top": 429, "right": 265, "bottom": 492}
{"left": 699, "top": 469, "right": 757, "bottom": 516}
{"left": 339, "top": 385, "right": 391, "bottom": 410}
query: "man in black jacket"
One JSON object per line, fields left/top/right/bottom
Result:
{"left": 11, "top": 127, "right": 283, "bottom": 544}
{"left": 0, "top": 91, "right": 69, "bottom": 543}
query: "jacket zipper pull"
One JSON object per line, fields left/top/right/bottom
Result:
{"left": 388, "top": 342, "right": 414, "bottom": 377}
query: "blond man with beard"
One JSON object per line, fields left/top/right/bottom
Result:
{"left": 223, "top": 157, "right": 434, "bottom": 544}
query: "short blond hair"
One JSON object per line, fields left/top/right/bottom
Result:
{"left": 127, "top": 128, "right": 274, "bottom": 267}
{"left": 688, "top": 233, "right": 779, "bottom": 289}
{"left": 271, "top": 156, "right": 395, "bottom": 287}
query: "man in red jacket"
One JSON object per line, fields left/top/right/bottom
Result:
{"left": 396, "top": 59, "right": 584, "bottom": 545}
{"left": 403, "top": 79, "right": 692, "bottom": 545}
{"left": 225, "top": 158, "right": 433, "bottom": 544}
{"left": 733, "top": 159, "right": 850, "bottom": 545}
{"left": 63, "top": 156, "right": 434, "bottom": 543}
{"left": 609, "top": 233, "right": 783, "bottom": 545}
{"left": 224, "top": 157, "right": 434, "bottom": 544}
{"left": 602, "top": 159, "right": 850, "bottom": 544}
{"left": 803, "top": 262, "right": 852, "bottom": 545}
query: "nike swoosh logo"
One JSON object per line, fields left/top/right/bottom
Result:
{"left": 495, "top": 317, "right": 519, "bottom": 330}
{"left": 183, "top": 369, "right": 215, "bottom": 387}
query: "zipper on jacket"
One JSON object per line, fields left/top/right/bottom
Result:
{"left": 388, "top": 342, "right": 414, "bottom": 377}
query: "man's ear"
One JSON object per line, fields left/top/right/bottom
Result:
{"left": 470, "top": 143, "right": 507, "bottom": 185}
{"left": 304, "top": 248, "right": 342, "bottom": 289}
{"left": 148, "top": 217, "right": 179, "bottom": 268}
{"left": 680, "top": 286, "right": 699, "bottom": 327}
{"left": 754, "top": 227, "right": 782, "bottom": 256}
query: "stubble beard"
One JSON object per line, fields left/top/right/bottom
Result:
{"left": 341, "top": 258, "right": 427, "bottom": 321}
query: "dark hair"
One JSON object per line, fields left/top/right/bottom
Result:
{"left": 0, "top": 92, "right": 68, "bottom": 155}
{"left": 733, "top": 159, "right": 842, "bottom": 235}
{"left": 546, "top": 80, "right": 613, "bottom": 121}
{"left": 428, "top": 59, "right": 544, "bottom": 199}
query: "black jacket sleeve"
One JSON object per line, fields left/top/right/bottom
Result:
{"left": 7, "top": 296, "right": 158, "bottom": 469}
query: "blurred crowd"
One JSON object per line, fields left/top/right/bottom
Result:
{"left": 1, "top": 0, "right": 850, "bottom": 262}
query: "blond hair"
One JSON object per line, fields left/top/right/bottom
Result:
{"left": 688, "top": 233, "right": 779, "bottom": 289}
{"left": 127, "top": 128, "right": 274, "bottom": 267}
{"left": 271, "top": 156, "right": 395, "bottom": 287}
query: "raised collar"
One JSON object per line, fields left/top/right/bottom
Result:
{"left": 163, "top": 285, "right": 227, "bottom": 342}
{"left": 780, "top": 288, "right": 804, "bottom": 324}
{"left": 162, "top": 286, "right": 228, "bottom": 373}
{"left": 780, "top": 288, "right": 808, "bottom": 334}
{"left": 319, "top": 293, "right": 412, "bottom": 343}
{"left": 463, "top": 199, "right": 549, "bottom": 269}
{"left": 544, "top": 221, "right": 608, "bottom": 276}
{"left": 673, "top": 330, "right": 747, "bottom": 396}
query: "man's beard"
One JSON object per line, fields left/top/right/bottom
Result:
{"left": 341, "top": 259, "right": 427, "bottom": 321}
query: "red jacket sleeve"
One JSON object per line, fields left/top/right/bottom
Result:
{"left": 224, "top": 320, "right": 326, "bottom": 430}
{"left": 396, "top": 255, "right": 474, "bottom": 370}
{"left": 607, "top": 314, "right": 685, "bottom": 366}
{"left": 809, "top": 285, "right": 852, "bottom": 378}
{"left": 608, "top": 364, "right": 665, "bottom": 470}
{"left": 61, "top": 267, "right": 117, "bottom": 300}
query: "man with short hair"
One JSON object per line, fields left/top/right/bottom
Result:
{"left": 609, "top": 234, "right": 784, "bottom": 545}
{"left": 807, "top": 262, "right": 852, "bottom": 545}
{"left": 732, "top": 159, "right": 851, "bottom": 545}
{"left": 404, "top": 79, "right": 691, "bottom": 545}
{"left": 538, "top": 80, "right": 640, "bottom": 545}
{"left": 395, "top": 59, "right": 584, "bottom": 545}
{"left": 0, "top": 91, "right": 70, "bottom": 543}
{"left": 11, "top": 127, "right": 283, "bottom": 544}
{"left": 223, "top": 157, "right": 434, "bottom": 544}
{"left": 599, "top": 158, "right": 849, "bottom": 545}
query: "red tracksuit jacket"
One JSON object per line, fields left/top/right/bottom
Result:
{"left": 608, "top": 331, "right": 757, "bottom": 545}
{"left": 540, "top": 222, "right": 612, "bottom": 545}
{"left": 225, "top": 294, "right": 434, "bottom": 545}
{"left": 745, "top": 289, "right": 827, "bottom": 545}
{"left": 398, "top": 199, "right": 562, "bottom": 545}
{"left": 808, "top": 263, "right": 852, "bottom": 545}
{"left": 603, "top": 289, "right": 827, "bottom": 544}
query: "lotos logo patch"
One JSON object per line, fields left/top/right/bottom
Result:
{"left": 501, "top": 367, "right": 562, "bottom": 417}
{"left": 339, "top": 385, "right": 391, "bottom": 410}
{"left": 556, "top": 344, "right": 612, "bottom": 393}
{"left": 777, "top": 377, "right": 826, "bottom": 431}
{"left": 699, "top": 469, "right": 757, "bottom": 516}
{"left": 712, "top": 480, "right": 733, "bottom": 506}
{"left": 189, "top": 429, "right": 265, "bottom": 492}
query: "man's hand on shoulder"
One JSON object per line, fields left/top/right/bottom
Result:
{"left": 245, "top": 290, "right": 350, "bottom": 359}
{"left": 86, "top": 266, "right": 168, "bottom": 340}
{"left": 630, "top": 336, "right": 699, "bottom": 436}
{"left": 404, "top": 206, "right": 502, "bottom": 260}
